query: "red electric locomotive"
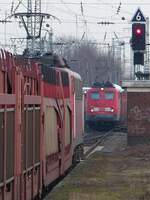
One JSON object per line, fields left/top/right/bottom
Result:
{"left": 85, "top": 81, "right": 124, "bottom": 129}
{"left": 0, "top": 50, "right": 84, "bottom": 200}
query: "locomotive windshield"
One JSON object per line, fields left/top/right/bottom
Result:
{"left": 91, "top": 92, "right": 100, "bottom": 100}
{"left": 105, "top": 92, "right": 114, "bottom": 100}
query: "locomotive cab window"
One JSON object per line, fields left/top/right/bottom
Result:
{"left": 91, "top": 92, "right": 100, "bottom": 100}
{"left": 105, "top": 92, "right": 114, "bottom": 100}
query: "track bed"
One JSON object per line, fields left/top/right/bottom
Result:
{"left": 45, "top": 131, "right": 150, "bottom": 200}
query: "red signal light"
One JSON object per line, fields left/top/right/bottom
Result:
{"left": 132, "top": 23, "right": 146, "bottom": 50}
{"left": 133, "top": 25, "right": 144, "bottom": 36}
{"left": 136, "top": 28, "right": 142, "bottom": 35}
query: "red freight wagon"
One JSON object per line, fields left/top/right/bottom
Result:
{"left": 0, "top": 50, "right": 84, "bottom": 200}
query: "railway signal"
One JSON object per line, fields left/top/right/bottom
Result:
{"left": 131, "top": 8, "right": 147, "bottom": 73}
{"left": 132, "top": 23, "right": 146, "bottom": 51}
{"left": 131, "top": 9, "right": 146, "bottom": 51}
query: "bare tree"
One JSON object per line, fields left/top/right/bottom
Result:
{"left": 53, "top": 36, "right": 123, "bottom": 86}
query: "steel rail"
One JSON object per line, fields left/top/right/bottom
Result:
{"left": 84, "top": 130, "right": 113, "bottom": 158}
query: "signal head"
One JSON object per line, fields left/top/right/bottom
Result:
{"left": 132, "top": 23, "right": 146, "bottom": 51}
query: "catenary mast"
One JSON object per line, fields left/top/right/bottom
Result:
{"left": 26, "top": 0, "right": 33, "bottom": 51}
{"left": 14, "top": 0, "right": 50, "bottom": 56}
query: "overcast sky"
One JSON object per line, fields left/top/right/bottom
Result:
{"left": 0, "top": 0, "right": 149, "bottom": 52}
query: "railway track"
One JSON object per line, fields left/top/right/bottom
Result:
{"left": 84, "top": 130, "right": 113, "bottom": 158}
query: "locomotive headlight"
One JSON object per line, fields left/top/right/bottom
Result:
{"left": 93, "top": 107, "right": 100, "bottom": 112}
{"left": 105, "top": 107, "right": 111, "bottom": 112}
{"left": 91, "top": 107, "right": 99, "bottom": 112}
{"left": 111, "top": 108, "right": 114, "bottom": 112}
{"left": 105, "top": 107, "right": 114, "bottom": 112}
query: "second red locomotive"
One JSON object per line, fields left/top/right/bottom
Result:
{"left": 85, "top": 81, "right": 125, "bottom": 129}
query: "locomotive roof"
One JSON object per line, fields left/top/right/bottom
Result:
{"left": 16, "top": 52, "right": 70, "bottom": 69}
{"left": 92, "top": 81, "right": 114, "bottom": 88}
{"left": 62, "top": 67, "right": 82, "bottom": 80}
{"left": 90, "top": 82, "right": 123, "bottom": 92}
{"left": 113, "top": 84, "right": 124, "bottom": 92}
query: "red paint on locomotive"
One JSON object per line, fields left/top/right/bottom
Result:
{"left": 85, "top": 82, "right": 125, "bottom": 126}
{"left": 0, "top": 50, "right": 84, "bottom": 200}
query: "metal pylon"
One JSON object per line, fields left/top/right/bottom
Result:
{"left": 13, "top": 0, "right": 51, "bottom": 56}
{"left": 34, "top": 0, "right": 41, "bottom": 36}
{"left": 27, "top": 0, "right": 33, "bottom": 51}
{"left": 33, "top": 0, "right": 41, "bottom": 51}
